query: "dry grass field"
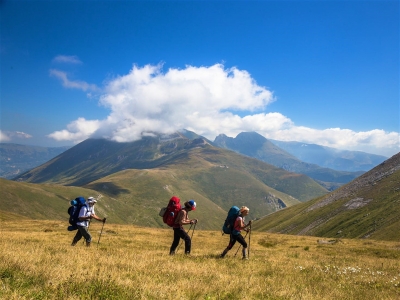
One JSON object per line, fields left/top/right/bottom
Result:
{"left": 1, "top": 220, "right": 400, "bottom": 299}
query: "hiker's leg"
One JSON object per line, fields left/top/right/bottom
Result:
{"left": 170, "top": 228, "right": 180, "bottom": 254}
{"left": 221, "top": 235, "right": 236, "bottom": 257}
{"left": 178, "top": 228, "right": 191, "bottom": 254}
{"left": 79, "top": 226, "right": 92, "bottom": 245}
{"left": 220, "top": 247, "right": 229, "bottom": 257}
{"left": 236, "top": 234, "right": 248, "bottom": 258}
{"left": 71, "top": 229, "right": 83, "bottom": 245}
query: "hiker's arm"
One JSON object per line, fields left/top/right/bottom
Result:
{"left": 78, "top": 207, "right": 90, "bottom": 221}
{"left": 91, "top": 214, "right": 105, "bottom": 222}
{"left": 177, "top": 210, "right": 191, "bottom": 225}
{"left": 243, "top": 220, "right": 252, "bottom": 230}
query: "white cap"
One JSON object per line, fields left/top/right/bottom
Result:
{"left": 87, "top": 197, "right": 97, "bottom": 204}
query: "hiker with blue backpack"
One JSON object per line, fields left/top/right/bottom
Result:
{"left": 220, "top": 206, "right": 252, "bottom": 260}
{"left": 71, "top": 197, "right": 106, "bottom": 247}
{"left": 169, "top": 200, "right": 197, "bottom": 256}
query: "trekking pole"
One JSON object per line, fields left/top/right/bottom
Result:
{"left": 234, "top": 231, "right": 249, "bottom": 257}
{"left": 248, "top": 223, "right": 252, "bottom": 259}
{"left": 190, "top": 222, "right": 197, "bottom": 241}
{"left": 97, "top": 218, "right": 106, "bottom": 248}
{"left": 176, "top": 223, "right": 193, "bottom": 253}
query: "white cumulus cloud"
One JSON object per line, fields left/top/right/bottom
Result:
{"left": 48, "top": 63, "right": 400, "bottom": 157}
{"left": 47, "top": 118, "right": 101, "bottom": 143}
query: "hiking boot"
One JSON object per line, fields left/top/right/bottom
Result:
{"left": 242, "top": 256, "right": 248, "bottom": 260}
{"left": 169, "top": 251, "right": 176, "bottom": 256}
{"left": 86, "top": 242, "right": 91, "bottom": 247}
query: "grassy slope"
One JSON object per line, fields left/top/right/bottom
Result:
{"left": 253, "top": 156, "right": 400, "bottom": 241}
{"left": 1, "top": 218, "right": 400, "bottom": 299}
{"left": 0, "top": 178, "right": 126, "bottom": 225}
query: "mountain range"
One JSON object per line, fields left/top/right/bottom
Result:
{"left": 0, "top": 143, "right": 70, "bottom": 179}
{"left": 1, "top": 130, "right": 398, "bottom": 239}
{"left": 214, "top": 132, "right": 366, "bottom": 190}
{"left": 270, "top": 139, "right": 387, "bottom": 172}
{"left": 5, "top": 132, "right": 330, "bottom": 228}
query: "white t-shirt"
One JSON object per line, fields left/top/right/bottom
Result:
{"left": 76, "top": 205, "right": 95, "bottom": 227}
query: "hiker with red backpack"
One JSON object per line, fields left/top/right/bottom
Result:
{"left": 220, "top": 206, "right": 252, "bottom": 259}
{"left": 169, "top": 200, "right": 197, "bottom": 255}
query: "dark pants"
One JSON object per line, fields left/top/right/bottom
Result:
{"left": 227, "top": 233, "right": 247, "bottom": 250}
{"left": 72, "top": 225, "right": 92, "bottom": 244}
{"left": 170, "top": 227, "right": 191, "bottom": 254}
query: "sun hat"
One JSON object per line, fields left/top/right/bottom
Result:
{"left": 87, "top": 197, "right": 97, "bottom": 204}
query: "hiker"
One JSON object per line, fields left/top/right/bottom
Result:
{"left": 71, "top": 197, "right": 106, "bottom": 247}
{"left": 220, "top": 206, "right": 252, "bottom": 259}
{"left": 170, "top": 200, "right": 197, "bottom": 255}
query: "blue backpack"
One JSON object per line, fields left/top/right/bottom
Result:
{"left": 222, "top": 206, "right": 240, "bottom": 234}
{"left": 67, "top": 197, "right": 86, "bottom": 231}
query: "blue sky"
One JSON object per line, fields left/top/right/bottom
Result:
{"left": 1, "top": 0, "right": 399, "bottom": 157}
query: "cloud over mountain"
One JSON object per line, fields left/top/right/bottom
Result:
{"left": 47, "top": 63, "right": 399, "bottom": 157}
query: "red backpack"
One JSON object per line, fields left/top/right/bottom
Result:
{"left": 160, "top": 196, "right": 182, "bottom": 227}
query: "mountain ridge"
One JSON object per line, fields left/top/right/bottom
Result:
{"left": 214, "top": 132, "right": 365, "bottom": 190}
{"left": 270, "top": 139, "right": 387, "bottom": 172}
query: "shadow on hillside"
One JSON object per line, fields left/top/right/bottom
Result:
{"left": 85, "top": 182, "right": 130, "bottom": 196}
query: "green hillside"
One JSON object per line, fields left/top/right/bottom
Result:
{"left": 252, "top": 152, "right": 400, "bottom": 241}
{"left": 83, "top": 147, "right": 307, "bottom": 229}
{"left": 0, "top": 178, "right": 126, "bottom": 224}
